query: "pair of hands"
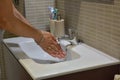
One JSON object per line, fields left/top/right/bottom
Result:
{"left": 37, "top": 31, "right": 66, "bottom": 59}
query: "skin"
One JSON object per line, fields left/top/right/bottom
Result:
{"left": 0, "top": 0, "right": 65, "bottom": 58}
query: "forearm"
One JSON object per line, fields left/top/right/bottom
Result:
{"left": 2, "top": 15, "right": 43, "bottom": 41}
{"left": 0, "top": 0, "right": 43, "bottom": 41}
{"left": 12, "top": 5, "right": 43, "bottom": 40}
{"left": 13, "top": 4, "right": 30, "bottom": 24}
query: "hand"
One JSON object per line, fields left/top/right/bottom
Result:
{"left": 36, "top": 31, "right": 66, "bottom": 59}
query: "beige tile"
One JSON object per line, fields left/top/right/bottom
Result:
{"left": 57, "top": 0, "right": 120, "bottom": 59}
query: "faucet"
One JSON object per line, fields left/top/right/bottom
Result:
{"left": 68, "top": 28, "right": 79, "bottom": 45}
{"left": 57, "top": 28, "right": 81, "bottom": 47}
{"left": 57, "top": 32, "right": 79, "bottom": 46}
{"left": 68, "top": 37, "right": 78, "bottom": 45}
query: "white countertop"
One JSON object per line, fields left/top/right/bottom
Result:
{"left": 3, "top": 37, "right": 120, "bottom": 80}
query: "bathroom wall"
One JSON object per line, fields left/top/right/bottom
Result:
{"left": 56, "top": 0, "right": 120, "bottom": 59}
{"left": 24, "top": 0, "right": 55, "bottom": 30}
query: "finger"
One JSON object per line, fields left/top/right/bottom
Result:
{"left": 50, "top": 42, "right": 66, "bottom": 56}
{"left": 50, "top": 44, "right": 66, "bottom": 57}
{"left": 45, "top": 47, "right": 65, "bottom": 58}
{"left": 51, "top": 41, "right": 61, "bottom": 49}
{"left": 45, "top": 47, "right": 59, "bottom": 57}
{"left": 60, "top": 51, "right": 66, "bottom": 58}
{"left": 50, "top": 45, "right": 59, "bottom": 52}
{"left": 41, "top": 40, "right": 66, "bottom": 58}
{"left": 47, "top": 47, "right": 61, "bottom": 57}
{"left": 50, "top": 35, "right": 57, "bottom": 42}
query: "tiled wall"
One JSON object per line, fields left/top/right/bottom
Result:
{"left": 24, "top": 0, "right": 55, "bottom": 30}
{"left": 56, "top": 0, "right": 120, "bottom": 59}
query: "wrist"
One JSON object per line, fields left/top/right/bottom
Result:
{"left": 34, "top": 30, "right": 44, "bottom": 45}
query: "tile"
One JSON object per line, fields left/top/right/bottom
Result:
{"left": 57, "top": 0, "right": 120, "bottom": 59}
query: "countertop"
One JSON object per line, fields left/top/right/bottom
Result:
{"left": 3, "top": 37, "right": 120, "bottom": 80}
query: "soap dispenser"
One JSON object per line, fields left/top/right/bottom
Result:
{"left": 50, "top": 19, "right": 65, "bottom": 38}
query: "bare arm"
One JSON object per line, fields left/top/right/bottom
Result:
{"left": 0, "top": 0, "right": 65, "bottom": 58}
{"left": 0, "top": 3, "right": 42, "bottom": 40}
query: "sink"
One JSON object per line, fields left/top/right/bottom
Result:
{"left": 4, "top": 37, "right": 80, "bottom": 64}
{"left": 3, "top": 37, "right": 119, "bottom": 80}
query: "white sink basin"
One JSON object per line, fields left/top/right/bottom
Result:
{"left": 5, "top": 37, "right": 80, "bottom": 64}
{"left": 3, "top": 37, "right": 119, "bottom": 80}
